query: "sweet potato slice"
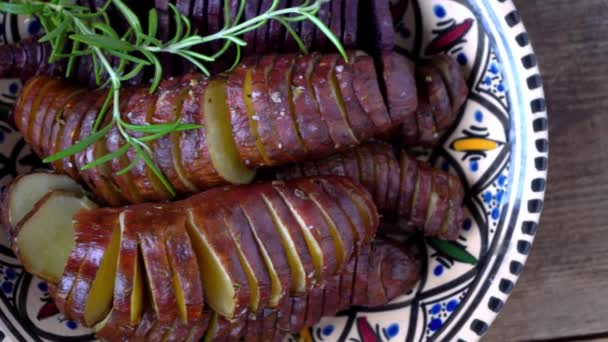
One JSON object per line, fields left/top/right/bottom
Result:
{"left": 381, "top": 53, "right": 418, "bottom": 126}
{"left": 127, "top": 207, "right": 179, "bottom": 322}
{"left": 114, "top": 217, "right": 145, "bottom": 326}
{"left": 321, "top": 274, "right": 340, "bottom": 317}
{"left": 269, "top": 54, "right": 308, "bottom": 161}
{"left": 385, "top": 148, "right": 402, "bottom": 213}
{"left": 431, "top": 54, "right": 469, "bottom": 113}
{"left": 41, "top": 87, "right": 85, "bottom": 162}
{"left": 251, "top": 55, "right": 283, "bottom": 162}
{"left": 261, "top": 187, "right": 316, "bottom": 292}
{"left": 122, "top": 87, "right": 169, "bottom": 201}
{"left": 334, "top": 54, "right": 376, "bottom": 142}
{"left": 415, "top": 84, "right": 439, "bottom": 147}
{"left": 339, "top": 252, "right": 356, "bottom": 309}
{"left": 67, "top": 209, "right": 120, "bottom": 326}
{"left": 352, "top": 51, "right": 393, "bottom": 133}
{"left": 239, "top": 187, "right": 292, "bottom": 307}
{"left": 227, "top": 57, "right": 270, "bottom": 166}
{"left": 294, "top": 178, "right": 355, "bottom": 272}
{"left": 207, "top": 78, "right": 257, "bottom": 184}
{"left": 341, "top": 149, "right": 361, "bottom": 182}
{"left": 27, "top": 79, "right": 65, "bottom": 155}
{"left": 12, "top": 190, "right": 96, "bottom": 283}
{"left": 291, "top": 54, "right": 334, "bottom": 156}
{"left": 343, "top": 0, "right": 359, "bottom": 46}
{"left": 355, "top": 144, "right": 377, "bottom": 198}
{"left": 327, "top": 0, "right": 343, "bottom": 51}
{"left": 312, "top": 54, "right": 359, "bottom": 148}
{"left": 366, "top": 242, "right": 388, "bottom": 306}
{"left": 273, "top": 180, "right": 338, "bottom": 280}
{"left": 57, "top": 91, "right": 98, "bottom": 180}
{"left": 186, "top": 203, "right": 250, "bottom": 319}
{"left": 370, "top": 143, "right": 391, "bottom": 210}
{"left": 218, "top": 195, "right": 272, "bottom": 312}
{"left": 419, "top": 63, "right": 452, "bottom": 132}
{"left": 397, "top": 151, "right": 418, "bottom": 218}
{"left": 165, "top": 216, "right": 204, "bottom": 323}
{"left": 425, "top": 170, "right": 450, "bottom": 236}
{"left": 332, "top": 176, "right": 380, "bottom": 242}
{"left": 351, "top": 243, "right": 370, "bottom": 306}
{"left": 410, "top": 163, "right": 433, "bottom": 227}
{"left": 46, "top": 89, "right": 84, "bottom": 174}
{"left": 290, "top": 295, "right": 308, "bottom": 333}
{"left": 75, "top": 94, "right": 127, "bottom": 206}
{"left": 13, "top": 76, "right": 46, "bottom": 135}
{"left": 179, "top": 76, "right": 225, "bottom": 189}
{"left": 152, "top": 78, "right": 199, "bottom": 193}
{"left": 312, "top": 0, "right": 331, "bottom": 50}
{"left": 1, "top": 172, "right": 84, "bottom": 235}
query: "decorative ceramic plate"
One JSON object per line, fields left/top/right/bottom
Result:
{"left": 0, "top": 0, "right": 547, "bottom": 340}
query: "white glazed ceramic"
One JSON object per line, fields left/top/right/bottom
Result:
{"left": 0, "top": 0, "right": 547, "bottom": 340}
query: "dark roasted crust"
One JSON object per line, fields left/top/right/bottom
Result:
{"left": 291, "top": 54, "right": 334, "bottom": 157}
{"left": 382, "top": 53, "right": 418, "bottom": 127}
{"left": 418, "top": 63, "right": 453, "bottom": 132}
{"left": 269, "top": 54, "right": 309, "bottom": 162}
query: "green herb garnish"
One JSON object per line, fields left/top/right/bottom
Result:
{"left": 0, "top": 0, "right": 345, "bottom": 196}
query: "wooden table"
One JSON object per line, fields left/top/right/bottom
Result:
{"left": 484, "top": 0, "right": 608, "bottom": 341}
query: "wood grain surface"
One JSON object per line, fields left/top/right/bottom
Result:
{"left": 485, "top": 0, "right": 608, "bottom": 341}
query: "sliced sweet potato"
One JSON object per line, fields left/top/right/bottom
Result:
{"left": 327, "top": 0, "right": 343, "bottom": 51}
{"left": 397, "top": 151, "right": 418, "bottom": 218}
{"left": 289, "top": 295, "right": 308, "bottom": 333}
{"left": 294, "top": 178, "right": 355, "bottom": 272}
{"left": 425, "top": 170, "right": 450, "bottom": 236}
{"left": 270, "top": 54, "right": 309, "bottom": 161}
{"left": 107, "top": 89, "right": 145, "bottom": 204}
{"left": 431, "top": 54, "right": 469, "bottom": 113}
{"left": 382, "top": 149, "right": 401, "bottom": 214}
{"left": 343, "top": 0, "right": 359, "bottom": 46}
{"left": 1, "top": 172, "right": 84, "bottom": 235}
{"left": 58, "top": 91, "right": 98, "bottom": 180}
{"left": 341, "top": 149, "right": 361, "bottom": 182}
{"left": 12, "top": 190, "right": 96, "bottom": 283}
{"left": 45, "top": 90, "right": 79, "bottom": 173}
{"left": 316, "top": 177, "right": 367, "bottom": 247}
{"left": 256, "top": 0, "right": 274, "bottom": 53}
{"left": 132, "top": 308, "right": 157, "bottom": 340}
{"left": 205, "top": 77, "right": 257, "bottom": 184}
{"left": 299, "top": 7, "right": 315, "bottom": 51}
{"left": 152, "top": 78, "right": 199, "bottom": 193}
{"left": 251, "top": 55, "right": 282, "bottom": 162}
{"left": 275, "top": 295, "right": 293, "bottom": 334}
{"left": 306, "top": 285, "right": 324, "bottom": 326}
{"left": 355, "top": 144, "right": 376, "bottom": 198}
{"left": 75, "top": 94, "right": 127, "bottom": 206}
{"left": 41, "top": 87, "right": 85, "bottom": 161}
{"left": 186, "top": 203, "right": 250, "bottom": 319}
{"left": 339, "top": 252, "right": 356, "bottom": 309}
{"left": 334, "top": 53, "right": 376, "bottom": 142}
{"left": 321, "top": 274, "right": 340, "bottom": 317}
{"left": 127, "top": 207, "right": 179, "bottom": 323}
{"left": 267, "top": 0, "right": 286, "bottom": 52}
{"left": 312, "top": 54, "right": 358, "bottom": 148}
{"left": 230, "top": 56, "right": 272, "bottom": 165}
{"left": 179, "top": 76, "right": 225, "bottom": 189}
{"left": 94, "top": 310, "right": 137, "bottom": 341}
{"left": 351, "top": 243, "right": 370, "bottom": 306}
{"left": 121, "top": 88, "right": 169, "bottom": 201}
{"left": 332, "top": 176, "right": 380, "bottom": 241}
{"left": 352, "top": 51, "right": 393, "bottom": 133}
{"left": 165, "top": 215, "right": 204, "bottom": 323}
{"left": 261, "top": 188, "right": 315, "bottom": 292}
{"left": 290, "top": 54, "right": 333, "bottom": 157}
{"left": 410, "top": 162, "right": 433, "bottom": 227}
{"left": 370, "top": 143, "right": 391, "bottom": 210}
{"left": 13, "top": 76, "right": 47, "bottom": 135}
{"left": 366, "top": 242, "right": 388, "bottom": 306}
{"left": 239, "top": 187, "right": 292, "bottom": 307}
{"left": 312, "top": 0, "right": 331, "bottom": 50}
{"left": 419, "top": 63, "right": 452, "bottom": 132}
{"left": 381, "top": 53, "right": 418, "bottom": 126}
{"left": 67, "top": 209, "right": 120, "bottom": 326}
{"left": 31, "top": 83, "right": 73, "bottom": 155}
{"left": 219, "top": 199, "right": 272, "bottom": 312}
{"left": 415, "top": 79, "right": 440, "bottom": 147}
{"left": 273, "top": 181, "right": 338, "bottom": 280}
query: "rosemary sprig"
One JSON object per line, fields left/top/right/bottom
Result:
{"left": 0, "top": 0, "right": 345, "bottom": 196}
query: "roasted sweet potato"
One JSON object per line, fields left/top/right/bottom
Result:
{"left": 276, "top": 142, "right": 466, "bottom": 240}
{"left": 380, "top": 53, "right": 418, "bottom": 127}
{"left": 15, "top": 51, "right": 423, "bottom": 204}
{"left": 431, "top": 54, "right": 469, "bottom": 113}
{"left": 419, "top": 64, "right": 453, "bottom": 131}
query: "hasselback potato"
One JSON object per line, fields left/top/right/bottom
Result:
{"left": 0, "top": 0, "right": 363, "bottom": 85}
{"left": 92, "top": 239, "right": 418, "bottom": 342}
{"left": 13, "top": 50, "right": 419, "bottom": 205}
{"left": 276, "top": 142, "right": 466, "bottom": 240}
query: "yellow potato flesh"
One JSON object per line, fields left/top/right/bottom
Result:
{"left": 276, "top": 192, "right": 324, "bottom": 282}
{"left": 231, "top": 232, "right": 260, "bottom": 312}
{"left": 84, "top": 224, "right": 121, "bottom": 326}
{"left": 329, "top": 62, "right": 358, "bottom": 143}
{"left": 240, "top": 208, "right": 283, "bottom": 307}
{"left": 185, "top": 210, "right": 235, "bottom": 318}
{"left": 204, "top": 79, "right": 256, "bottom": 184}
{"left": 131, "top": 246, "right": 144, "bottom": 324}
{"left": 262, "top": 195, "right": 307, "bottom": 294}
{"left": 306, "top": 194, "right": 346, "bottom": 272}
{"left": 16, "top": 192, "right": 95, "bottom": 283}
{"left": 243, "top": 70, "right": 272, "bottom": 164}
